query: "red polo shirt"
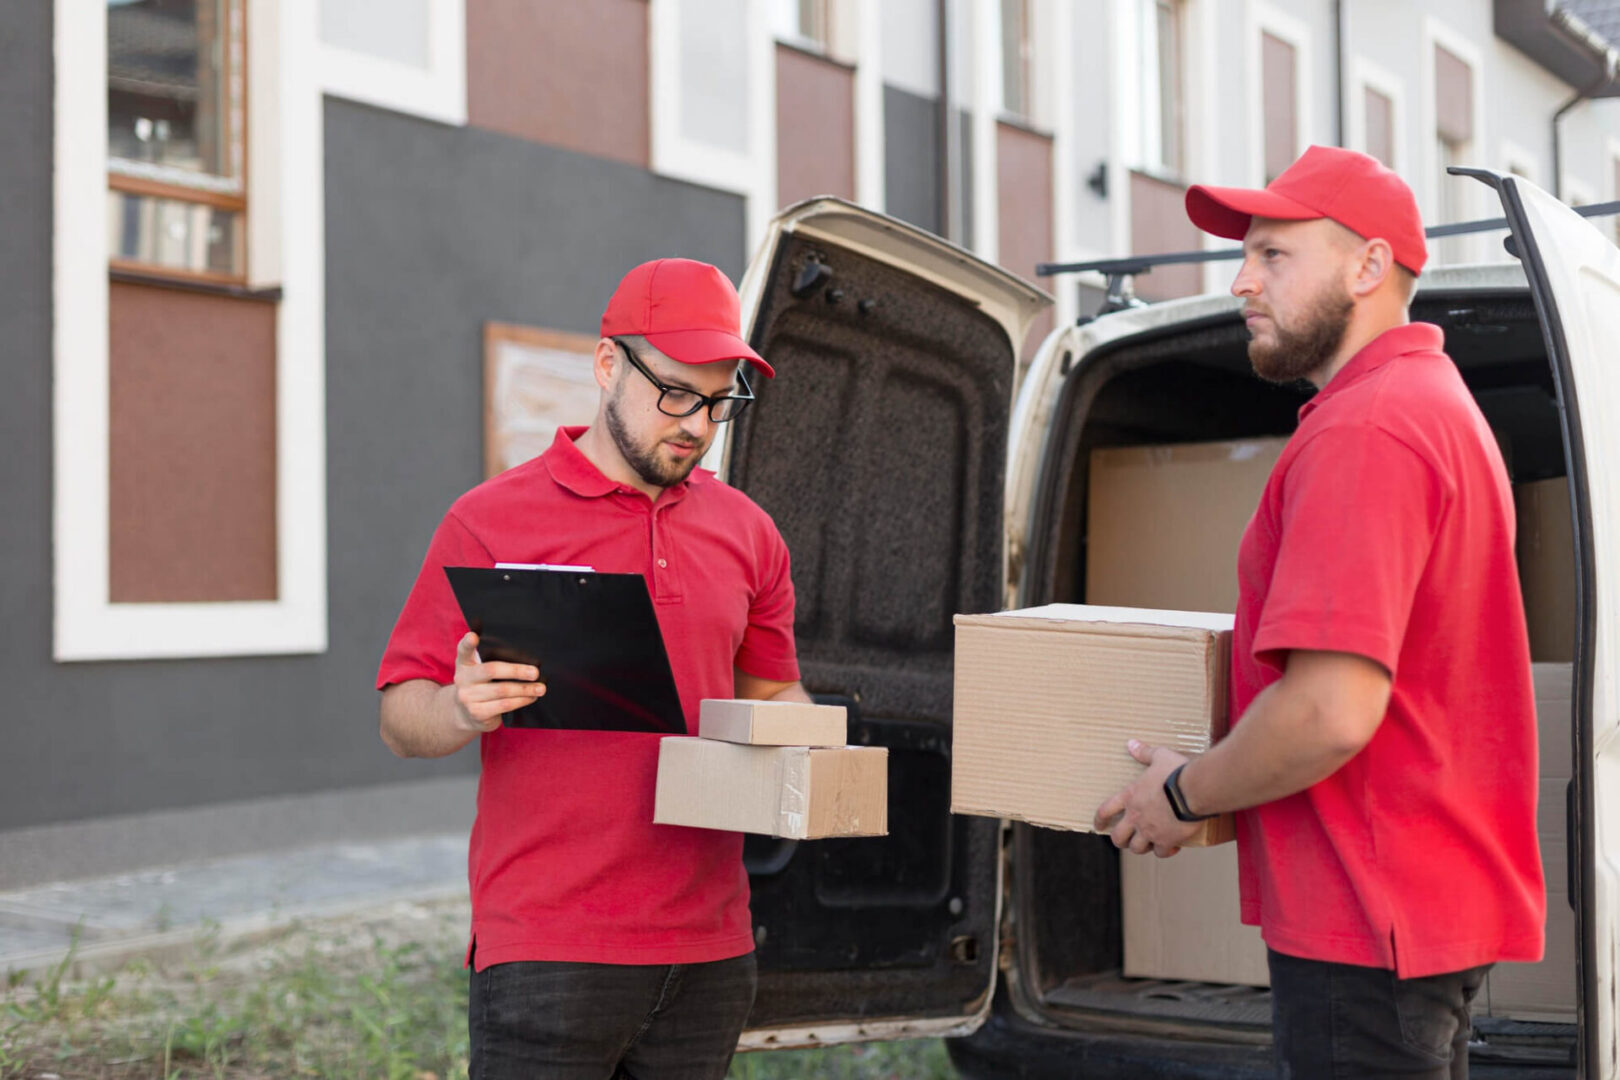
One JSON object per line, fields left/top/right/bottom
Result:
{"left": 1232, "top": 322, "right": 1545, "bottom": 978}
{"left": 377, "top": 427, "right": 800, "bottom": 968}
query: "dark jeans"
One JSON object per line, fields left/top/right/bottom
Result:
{"left": 1269, "top": 948, "right": 1490, "bottom": 1079}
{"left": 468, "top": 953, "right": 757, "bottom": 1080}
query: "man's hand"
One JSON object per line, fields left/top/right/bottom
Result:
{"left": 1093, "top": 740, "right": 1203, "bottom": 858}
{"left": 448, "top": 631, "right": 546, "bottom": 734}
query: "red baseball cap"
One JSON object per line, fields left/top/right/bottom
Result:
{"left": 600, "top": 258, "right": 774, "bottom": 377}
{"left": 1185, "top": 145, "right": 1428, "bottom": 275}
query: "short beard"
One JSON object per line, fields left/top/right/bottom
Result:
{"left": 1248, "top": 284, "right": 1354, "bottom": 385}
{"left": 604, "top": 387, "right": 703, "bottom": 489}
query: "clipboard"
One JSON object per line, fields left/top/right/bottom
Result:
{"left": 443, "top": 566, "right": 685, "bottom": 733}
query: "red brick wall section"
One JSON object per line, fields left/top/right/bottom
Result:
{"left": 109, "top": 281, "right": 278, "bottom": 602}
{"left": 996, "top": 120, "right": 1054, "bottom": 364}
{"left": 775, "top": 43, "right": 856, "bottom": 208}
{"left": 1130, "top": 170, "right": 1203, "bottom": 301}
{"left": 466, "top": 0, "right": 650, "bottom": 168}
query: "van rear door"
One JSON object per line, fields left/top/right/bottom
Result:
{"left": 716, "top": 198, "right": 1050, "bottom": 1046}
{"left": 1480, "top": 170, "right": 1620, "bottom": 1079}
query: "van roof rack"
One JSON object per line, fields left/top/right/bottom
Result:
{"left": 1039, "top": 199, "right": 1620, "bottom": 316}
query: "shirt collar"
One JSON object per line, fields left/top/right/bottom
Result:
{"left": 1299, "top": 322, "right": 1445, "bottom": 420}
{"left": 540, "top": 425, "right": 696, "bottom": 502}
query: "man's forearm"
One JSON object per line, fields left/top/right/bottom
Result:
{"left": 380, "top": 680, "right": 481, "bottom": 759}
{"left": 1178, "top": 664, "right": 1381, "bottom": 817}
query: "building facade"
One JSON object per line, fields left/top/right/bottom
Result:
{"left": 3, "top": 0, "right": 1618, "bottom": 888}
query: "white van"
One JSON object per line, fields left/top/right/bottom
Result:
{"left": 714, "top": 172, "right": 1612, "bottom": 1078}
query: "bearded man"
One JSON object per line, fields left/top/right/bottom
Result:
{"left": 377, "top": 258, "right": 810, "bottom": 1079}
{"left": 1095, "top": 146, "right": 1544, "bottom": 1079}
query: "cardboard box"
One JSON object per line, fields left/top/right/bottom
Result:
{"left": 1122, "top": 846, "right": 1270, "bottom": 987}
{"left": 1516, "top": 477, "right": 1575, "bottom": 662}
{"left": 951, "top": 605, "right": 1234, "bottom": 847}
{"left": 698, "top": 698, "right": 847, "bottom": 747}
{"left": 1086, "top": 438, "right": 1288, "bottom": 612}
{"left": 1487, "top": 663, "right": 1575, "bottom": 1020}
{"left": 653, "top": 737, "right": 887, "bottom": 839}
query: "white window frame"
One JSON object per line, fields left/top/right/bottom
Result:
{"left": 1247, "top": 1, "right": 1313, "bottom": 188}
{"left": 649, "top": 0, "right": 776, "bottom": 253}
{"left": 847, "top": 0, "right": 886, "bottom": 211}
{"left": 1419, "top": 15, "right": 1488, "bottom": 262}
{"left": 319, "top": 0, "right": 467, "bottom": 127}
{"left": 54, "top": 0, "right": 328, "bottom": 661}
{"left": 1565, "top": 175, "right": 1596, "bottom": 209}
{"left": 1122, "top": 0, "right": 1189, "bottom": 181}
{"left": 1346, "top": 55, "right": 1406, "bottom": 172}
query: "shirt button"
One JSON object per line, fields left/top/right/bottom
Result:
{"left": 657, "top": 558, "right": 667, "bottom": 568}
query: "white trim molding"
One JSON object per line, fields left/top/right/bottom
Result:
{"left": 849, "top": 0, "right": 886, "bottom": 211}
{"left": 1346, "top": 55, "right": 1407, "bottom": 172}
{"left": 969, "top": 0, "right": 1001, "bottom": 261}
{"left": 1248, "top": 0, "right": 1315, "bottom": 188}
{"left": 318, "top": 0, "right": 467, "bottom": 126}
{"left": 1564, "top": 175, "right": 1596, "bottom": 208}
{"left": 1419, "top": 15, "right": 1488, "bottom": 262}
{"left": 649, "top": 0, "right": 777, "bottom": 256}
{"left": 53, "top": 0, "right": 329, "bottom": 661}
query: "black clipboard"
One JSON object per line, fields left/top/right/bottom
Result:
{"left": 443, "top": 567, "right": 685, "bottom": 733}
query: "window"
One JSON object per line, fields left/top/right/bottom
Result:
{"left": 1432, "top": 40, "right": 1475, "bottom": 263}
{"left": 777, "top": 0, "right": 830, "bottom": 51}
{"left": 1138, "top": 0, "right": 1184, "bottom": 176}
{"left": 1001, "top": 0, "right": 1032, "bottom": 119}
{"left": 1261, "top": 31, "right": 1297, "bottom": 183}
{"left": 106, "top": 0, "right": 247, "bottom": 281}
{"left": 1364, "top": 86, "right": 1395, "bottom": 167}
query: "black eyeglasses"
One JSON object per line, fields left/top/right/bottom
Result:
{"left": 616, "top": 340, "right": 754, "bottom": 423}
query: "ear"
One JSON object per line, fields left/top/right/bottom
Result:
{"left": 1348, "top": 238, "right": 1395, "bottom": 299}
{"left": 593, "top": 337, "right": 620, "bottom": 391}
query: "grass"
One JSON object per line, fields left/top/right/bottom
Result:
{"left": 0, "top": 901, "right": 953, "bottom": 1079}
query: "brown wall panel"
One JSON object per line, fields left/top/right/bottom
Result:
{"left": 775, "top": 43, "right": 856, "bottom": 208}
{"left": 1365, "top": 87, "right": 1395, "bottom": 167}
{"left": 996, "top": 121, "right": 1054, "bottom": 364}
{"left": 109, "top": 281, "right": 277, "bottom": 602}
{"left": 1130, "top": 170, "right": 1202, "bottom": 301}
{"left": 1435, "top": 44, "right": 1473, "bottom": 144}
{"left": 1261, "top": 32, "right": 1297, "bottom": 183}
{"left": 466, "top": 0, "right": 650, "bottom": 167}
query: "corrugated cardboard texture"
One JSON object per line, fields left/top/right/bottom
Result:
{"left": 697, "top": 699, "right": 848, "bottom": 747}
{"left": 1086, "top": 438, "right": 1287, "bottom": 613}
{"left": 1121, "top": 845, "right": 1270, "bottom": 986}
{"left": 952, "top": 605, "right": 1234, "bottom": 847}
{"left": 1488, "top": 663, "right": 1574, "bottom": 1019}
{"left": 1516, "top": 477, "right": 1575, "bottom": 662}
{"left": 653, "top": 738, "right": 887, "bottom": 839}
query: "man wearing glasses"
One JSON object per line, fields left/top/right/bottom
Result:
{"left": 377, "top": 258, "right": 810, "bottom": 1079}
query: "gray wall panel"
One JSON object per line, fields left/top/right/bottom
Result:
{"left": 0, "top": 93, "right": 745, "bottom": 855}
{"left": 884, "top": 84, "right": 942, "bottom": 235}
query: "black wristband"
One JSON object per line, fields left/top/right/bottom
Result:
{"left": 1163, "top": 764, "right": 1216, "bottom": 823}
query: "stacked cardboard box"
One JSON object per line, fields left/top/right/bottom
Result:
{"left": 951, "top": 604, "right": 1236, "bottom": 848}
{"left": 653, "top": 700, "right": 888, "bottom": 839}
{"left": 1517, "top": 477, "right": 1575, "bottom": 663}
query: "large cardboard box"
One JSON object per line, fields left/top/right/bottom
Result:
{"left": 1487, "top": 663, "right": 1575, "bottom": 1020}
{"left": 952, "top": 605, "right": 1234, "bottom": 847}
{"left": 698, "top": 699, "right": 847, "bottom": 747}
{"left": 1122, "top": 846, "right": 1269, "bottom": 986}
{"left": 1516, "top": 477, "right": 1576, "bottom": 662}
{"left": 653, "top": 737, "right": 887, "bottom": 839}
{"left": 1086, "top": 438, "right": 1288, "bottom": 612}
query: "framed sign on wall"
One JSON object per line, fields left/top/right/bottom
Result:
{"left": 482, "top": 322, "right": 601, "bottom": 478}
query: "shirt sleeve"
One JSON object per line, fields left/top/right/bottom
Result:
{"left": 1252, "top": 422, "right": 1446, "bottom": 676}
{"left": 733, "top": 521, "right": 802, "bottom": 684}
{"left": 375, "top": 511, "right": 496, "bottom": 690}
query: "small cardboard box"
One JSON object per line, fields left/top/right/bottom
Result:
{"left": 1122, "top": 845, "right": 1270, "bottom": 987}
{"left": 1516, "top": 477, "right": 1575, "bottom": 662}
{"left": 653, "top": 737, "right": 887, "bottom": 839}
{"left": 951, "top": 604, "right": 1235, "bottom": 847}
{"left": 1487, "top": 662, "right": 1575, "bottom": 1020}
{"left": 698, "top": 698, "right": 847, "bottom": 747}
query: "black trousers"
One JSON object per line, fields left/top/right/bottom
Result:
{"left": 1269, "top": 948, "right": 1490, "bottom": 1080}
{"left": 468, "top": 953, "right": 757, "bottom": 1080}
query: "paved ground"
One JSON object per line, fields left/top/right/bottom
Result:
{"left": 0, "top": 833, "right": 469, "bottom": 979}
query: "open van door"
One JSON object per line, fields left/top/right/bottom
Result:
{"left": 713, "top": 198, "right": 1051, "bottom": 1046}
{"left": 1474, "top": 169, "right": 1620, "bottom": 1079}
